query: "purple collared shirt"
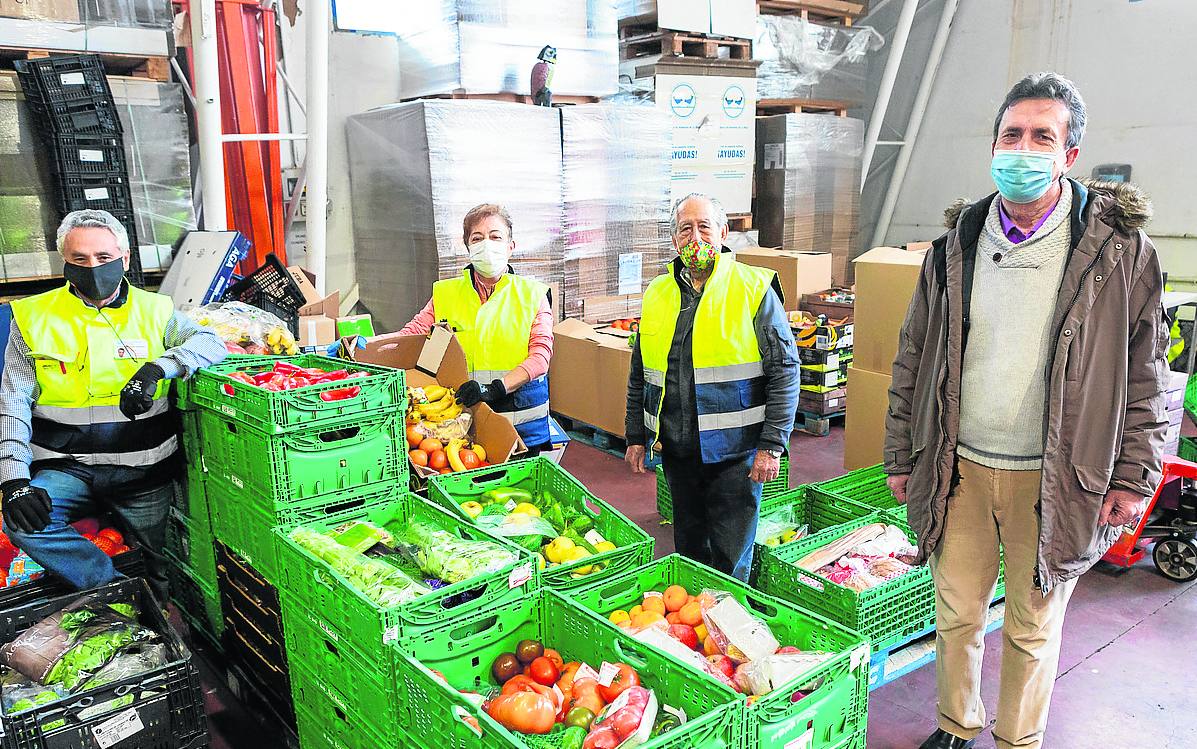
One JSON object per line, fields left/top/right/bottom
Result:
{"left": 998, "top": 199, "right": 1058, "bottom": 244}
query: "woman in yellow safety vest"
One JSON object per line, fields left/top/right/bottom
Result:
{"left": 400, "top": 204, "right": 554, "bottom": 452}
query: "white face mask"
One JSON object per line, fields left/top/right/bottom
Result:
{"left": 468, "top": 239, "right": 510, "bottom": 278}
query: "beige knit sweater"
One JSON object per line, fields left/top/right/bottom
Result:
{"left": 957, "top": 187, "right": 1072, "bottom": 471}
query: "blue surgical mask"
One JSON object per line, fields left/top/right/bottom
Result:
{"left": 990, "top": 149, "right": 1059, "bottom": 204}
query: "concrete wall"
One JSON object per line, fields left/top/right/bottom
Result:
{"left": 860, "top": 0, "right": 1197, "bottom": 278}
{"left": 277, "top": 11, "right": 400, "bottom": 298}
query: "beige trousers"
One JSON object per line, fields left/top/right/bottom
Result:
{"left": 929, "top": 458, "right": 1077, "bottom": 749}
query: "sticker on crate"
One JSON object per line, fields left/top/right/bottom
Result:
{"left": 91, "top": 707, "right": 145, "bottom": 749}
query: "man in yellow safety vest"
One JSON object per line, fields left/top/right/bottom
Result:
{"left": 624, "top": 194, "right": 799, "bottom": 581}
{"left": 0, "top": 210, "right": 226, "bottom": 600}
{"left": 400, "top": 203, "right": 554, "bottom": 452}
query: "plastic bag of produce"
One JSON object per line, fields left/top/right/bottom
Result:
{"left": 0, "top": 596, "right": 156, "bottom": 692}
{"left": 754, "top": 506, "right": 809, "bottom": 548}
{"left": 186, "top": 301, "right": 298, "bottom": 355}
{"left": 735, "top": 651, "right": 835, "bottom": 696}
{"left": 289, "top": 527, "right": 432, "bottom": 607}
{"left": 699, "top": 590, "right": 779, "bottom": 664}
{"left": 474, "top": 513, "right": 558, "bottom": 544}
{"left": 1, "top": 669, "right": 68, "bottom": 714}
{"left": 389, "top": 521, "right": 518, "bottom": 584}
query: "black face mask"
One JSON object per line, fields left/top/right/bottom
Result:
{"left": 64, "top": 257, "right": 125, "bottom": 303}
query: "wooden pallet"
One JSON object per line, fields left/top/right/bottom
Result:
{"left": 403, "top": 91, "right": 600, "bottom": 106}
{"left": 0, "top": 47, "right": 170, "bottom": 81}
{"left": 552, "top": 413, "right": 662, "bottom": 468}
{"left": 795, "top": 408, "right": 846, "bottom": 437}
{"left": 757, "top": 97, "right": 851, "bottom": 117}
{"left": 621, "top": 30, "right": 752, "bottom": 61}
{"left": 757, "top": 0, "right": 865, "bottom": 26}
{"left": 726, "top": 212, "right": 753, "bottom": 232}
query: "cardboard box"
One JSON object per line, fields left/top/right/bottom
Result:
{"left": 851, "top": 246, "right": 928, "bottom": 374}
{"left": 549, "top": 319, "right": 635, "bottom": 439}
{"left": 653, "top": 0, "right": 711, "bottom": 34}
{"left": 799, "top": 388, "right": 846, "bottom": 416}
{"left": 0, "top": 0, "right": 79, "bottom": 22}
{"left": 709, "top": 0, "right": 756, "bottom": 38}
{"left": 792, "top": 316, "right": 853, "bottom": 351}
{"left": 581, "top": 294, "right": 643, "bottom": 325}
{"left": 844, "top": 366, "right": 892, "bottom": 471}
{"left": 1164, "top": 370, "right": 1187, "bottom": 412}
{"left": 287, "top": 265, "right": 340, "bottom": 318}
{"left": 800, "top": 291, "right": 854, "bottom": 323}
{"left": 297, "top": 315, "right": 336, "bottom": 347}
{"left": 735, "top": 248, "right": 832, "bottom": 312}
{"left": 348, "top": 326, "right": 524, "bottom": 480}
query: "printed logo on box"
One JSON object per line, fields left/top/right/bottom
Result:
{"left": 670, "top": 83, "right": 697, "bottom": 118}
{"left": 722, "top": 85, "right": 746, "bottom": 119}
{"left": 717, "top": 146, "right": 747, "bottom": 160}
{"left": 672, "top": 146, "right": 699, "bottom": 161}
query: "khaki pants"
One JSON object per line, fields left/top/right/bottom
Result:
{"left": 929, "top": 458, "right": 1077, "bottom": 749}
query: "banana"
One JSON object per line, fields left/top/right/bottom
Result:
{"left": 446, "top": 439, "right": 468, "bottom": 472}
{"left": 424, "top": 385, "right": 448, "bottom": 401}
{"left": 436, "top": 404, "right": 463, "bottom": 421}
{"left": 471, "top": 444, "right": 486, "bottom": 462}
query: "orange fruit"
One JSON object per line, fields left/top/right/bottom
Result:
{"left": 678, "top": 602, "right": 704, "bottom": 627}
{"left": 419, "top": 437, "right": 443, "bottom": 454}
{"left": 629, "top": 605, "right": 643, "bottom": 620}
{"left": 409, "top": 449, "right": 429, "bottom": 467}
{"left": 631, "top": 611, "right": 664, "bottom": 629}
{"left": 642, "top": 596, "right": 666, "bottom": 616}
{"left": 429, "top": 451, "right": 448, "bottom": 470}
{"left": 663, "top": 585, "right": 688, "bottom": 612}
{"left": 695, "top": 592, "right": 717, "bottom": 609}
{"left": 406, "top": 425, "right": 424, "bottom": 447}
{"left": 665, "top": 612, "right": 681, "bottom": 625}
{"left": 438, "top": 467, "right": 452, "bottom": 474}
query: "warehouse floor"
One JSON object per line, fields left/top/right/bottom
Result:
{"left": 195, "top": 427, "right": 1197, "bottom": 749}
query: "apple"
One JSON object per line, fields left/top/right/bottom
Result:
{"left": 775, "top": 646, "right": 802, "bottom": 655}
{"left": 668, "top": 624, "right": 699, "bottom": 650}
{"left": 733, "top": 663, "right": 754, "bottom": 694}
{"left": 706, "top": 654, "right": 735, "bottom": 680}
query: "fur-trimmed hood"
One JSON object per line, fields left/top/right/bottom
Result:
{"left": 943, "top": 178, "right": 1152, "bottom": 233}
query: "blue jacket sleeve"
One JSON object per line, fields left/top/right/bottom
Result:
{"left": 754, "top": 289, "right": 799, "bottom": 453}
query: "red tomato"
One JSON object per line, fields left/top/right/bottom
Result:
{"left": 606, "top": 706, "right": 643, "bottom": 740}
{"left": 542, "top": 649, "right": 564, "bottom": 672}
{"left": 597, "top": 664, "right": 639, "bottom": 704}
{"left": 460, "top": 451, "right": 481, "bottom": 470}
{"left": 97, "top": 528, "right": 124, "bottom": 545}
{"left": 485, "top": 691, "right": 556, "bottom": 735}
{"left": 582, "top": 727, "right": 620, "bottom": 749}
{"left": 528, "top": 656, "right": 559, "bottom": 687}
{"left": 429, "top": 451, "right": 448, "bottom": 470}
{"left": 567, "top": 678, "right": 605, "bottom": 717}
{"left": 409, "top": 450, "right": 429, "bottom": 467}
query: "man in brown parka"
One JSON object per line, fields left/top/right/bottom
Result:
{"left": 884, "top": 72, "right": 1168, "bottom": 749}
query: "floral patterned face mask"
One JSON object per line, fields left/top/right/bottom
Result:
{"left": 678, "top": 241, "right": 718, "bottom": 271}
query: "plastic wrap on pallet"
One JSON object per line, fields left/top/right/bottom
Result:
{"left": 347, "top": 99, "right": 563, "bottom": 331}
{"left": 80, "top": 0, "right": 174, "bottom": 28}
{"left": 754, "top": 15, "right": 883, "bottom": 105}
{"left": 755, "top": 113, "right": 863, "bottom": 286}
{"left": 0, "top": 71, "right": 194, "bottom": 278}
{"left": 615, "top": 0, "right": 657, "bottom": 18}
{"left": 560, "top": 102, "right": 672, "bottom": 319}
{"left": 395, "top": 0, "right": 618, "bottom": 99}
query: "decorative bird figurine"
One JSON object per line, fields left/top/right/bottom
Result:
{"left": 531, "top": 45, "right": 557, "bottom": 107}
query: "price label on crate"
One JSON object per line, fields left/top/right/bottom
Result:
{"left": 79, "top": 149, "right": 104, "bottom": 163}
{"left": 850, "top": 645, "right": 868, "bottom": 671}
{"left": 60, "top": 72, "right": 85, "bottom": 86}
{"left": 784, "top": 728, "right": 814, "bottom": 749}
{"left": 83, "top": 187, "right": 110, "bottom": 202}
{"left": 91, "top": 708, "right": 144, "bottom": 749}
{"left": 504, "top": 499, "right": 518, "bottom": 512}
{"left": 584, "top": 530, "right": 606, "bottom": 548}
{"left": 643, "top": 590, "right": 663, "bottom": 599}
{"left": 508, "top": 563, "right": 532, "bottom": 590}
{"left": 383, "top": 625, "right": 399, "bottom": 644}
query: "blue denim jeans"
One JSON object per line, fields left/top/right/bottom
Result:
{"left": 4, "top": 464, "right": 171, "bottom": 602}
{"left": 661, "top": 451, "right": 763, "bottom": 581}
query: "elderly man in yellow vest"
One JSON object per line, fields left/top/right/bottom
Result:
{"left": 400, "top": 203, "right": 554, "bottom": 452}
{"left": 0, "top": 210, "right": 226, "bottom": 600}
{"left": 625, "top": 194, "right": 800, "bottom": 581}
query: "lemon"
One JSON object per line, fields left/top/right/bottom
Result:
{"left": 513, "top": 502, "right": 541, "bottom": 517}
{"left": 594, "top": 541, "right": 617, "bottom": 554}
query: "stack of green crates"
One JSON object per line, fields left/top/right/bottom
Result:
{"left": 809, "top": 465, "right": 903, "bottom": 518}
{"left": 427, "top": 457, "right": 655, "bottom": 593}
{"left": 273, "top": 490, "right": 537, "bottom": 748}
{"left": 567, "top": 554, "right": 870, "bottom": 749}
{"left": 167, "top": 405, "right": 224, "bottom": 642}
{"left": 185, "top": 354, "right": 406, "bottom": 585}
{"left": 656, "top": 457, "right": 791, "bottom": 523}
{"left": 749, "top": 485, "right": 877, "bottom": 584}
{"left": 1186, "top": 372, "right": 1197, "bottom": 422}
{"left": 1179, "top": 435, "right": 1197, "bottom": 463}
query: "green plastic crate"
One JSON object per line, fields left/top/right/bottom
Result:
{"left": 293, "top": 681, "right": 392, "bottom": 749}
{"left": 209, "top": 478, "right": 399, "bottom": 586}
{"left": 757, "top": 510, "right": 936, "bottom": 653}
{"left": 169, "top": 561, "right": 224, "bottom": 643}
{"left": 657, "top": 458, "right": 791, "bottom": 523}
{"left": 188, "top": 354, "right": 404, "bottom": 434}
{"left": 566, "top": 554, "right": 870, "bottom": 749}
{"left": 166, "top": 507, "right": 218, "bottom": 587}
{"left": 427, "top": 457, "right": 654, "bottom": 592}
{"left": 273, "top": 491, "right": 537, "bottom": 670}
{"left": 1179, "top": 435, "right": 1197, "bottom": 463}
{"left": 1186, "top": 372, "right": 1197, "bottom": 422}
{"left": 393, "top": 588, "right": 744, "bottom": 749}
{"left": 809, "top": 465, "right": 902, "bottom": 516}
{"left": 197, "top": 408, "right": 405, "bottom": 510}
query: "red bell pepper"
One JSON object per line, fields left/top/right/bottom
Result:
{"left": 271, "top": 362, "right": 305, "bottom": 375}
{"left": 319, "top": 386, "right": 361, "bottom": 402}
{"left": 251, "top": 371, "right": 278, "bottom": 385}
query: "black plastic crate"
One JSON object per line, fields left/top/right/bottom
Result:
{"left": 220, "top": 254, "right": 304, "bottom": 337}
{"left": 0, "top": 547, "right": 145, "bottom": 611}
{"left": 0, "top": 578, "right": 207, "bottom": 749}
{"left": 24, "top": 96, "right": 123, "bottom": 136}
{"left": 56, "top": 175, "right": 134, "bottom": 215}
{"left": 13, "top": 56, "right": 114, "bottom": 107}
{"left": 51, "top": 134, "right": 127, "bottom": 176}
{"left": 104, "top": 209, "right": 145, "bottom": 288}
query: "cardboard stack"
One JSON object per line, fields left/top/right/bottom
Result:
{"left": 755, "top": 113, "right": 863, "bottom": 286}
{"left": 286, "top": 266, "right": 374, "bottom": 349}
{"left": 1163, "top": 370, "right": 1187, "bottom": 458}
{"left": 843, "top": 245, "right": 928, "bottom": 470}
{"left": 734, "top": 247, "right": 832, "bottom": 312}
{"left": 549, "top": 319, "right": 636, "bottom": 439}
{"left": 753, "top": 14, "right": 883, "bottom": 106}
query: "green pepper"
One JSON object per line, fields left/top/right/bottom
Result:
{"left": 652, "top": 712, "right": 681, "bottom": 738}
{"left": 559, "top": 725, "right": 587, "bottom": 749}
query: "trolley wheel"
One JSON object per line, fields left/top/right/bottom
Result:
{"left": 1152, "top": 537, "right": 1197, "bottom": 582}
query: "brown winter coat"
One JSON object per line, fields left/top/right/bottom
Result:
{"left": 884, "top": 179, "right": 1169, "bottom": 593}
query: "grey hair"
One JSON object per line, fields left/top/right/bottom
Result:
{"left": 993, "top": 72, "right": 1087, "bottom": 150}
{"left": 56, "top": 209, "right": 130, "bottom": 255}
{"left": 670, "top": 193, "right": 728, "bottom": 235}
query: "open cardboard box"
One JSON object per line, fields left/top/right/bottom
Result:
{"left": 734, "top": 248, "right": 833, "bottom": 312}
{"left": 342, "top": 326, "right": 525, "bottom": 484}
{"left": 549, "top": 319, "right": 634, "bottom": 439}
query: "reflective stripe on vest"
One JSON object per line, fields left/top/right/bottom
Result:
{"left": 10, "top": 283, "right": 177, "bottom": 467}
{"left": 639, "top": 257, "right": 775, "bottom": 463}
{"left": 432, "top": 270, "right": 552, "bottom": 446}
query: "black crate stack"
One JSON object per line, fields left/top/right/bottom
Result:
{"left": 13, "top": 54, "right": 144, "bottom": 286}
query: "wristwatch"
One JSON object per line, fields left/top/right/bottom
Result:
{"left": 763, "top": 449, "right": 783, "bottom": 459}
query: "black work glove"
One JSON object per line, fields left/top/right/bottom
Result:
{"left": 119, "top": 363, "right": 165, "bottom": 420}
{"left": 1, "top": 479, "right": 52, "bottom": 534}
{"left": 456, "top": 379, "right": 506, "bottom": 408}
